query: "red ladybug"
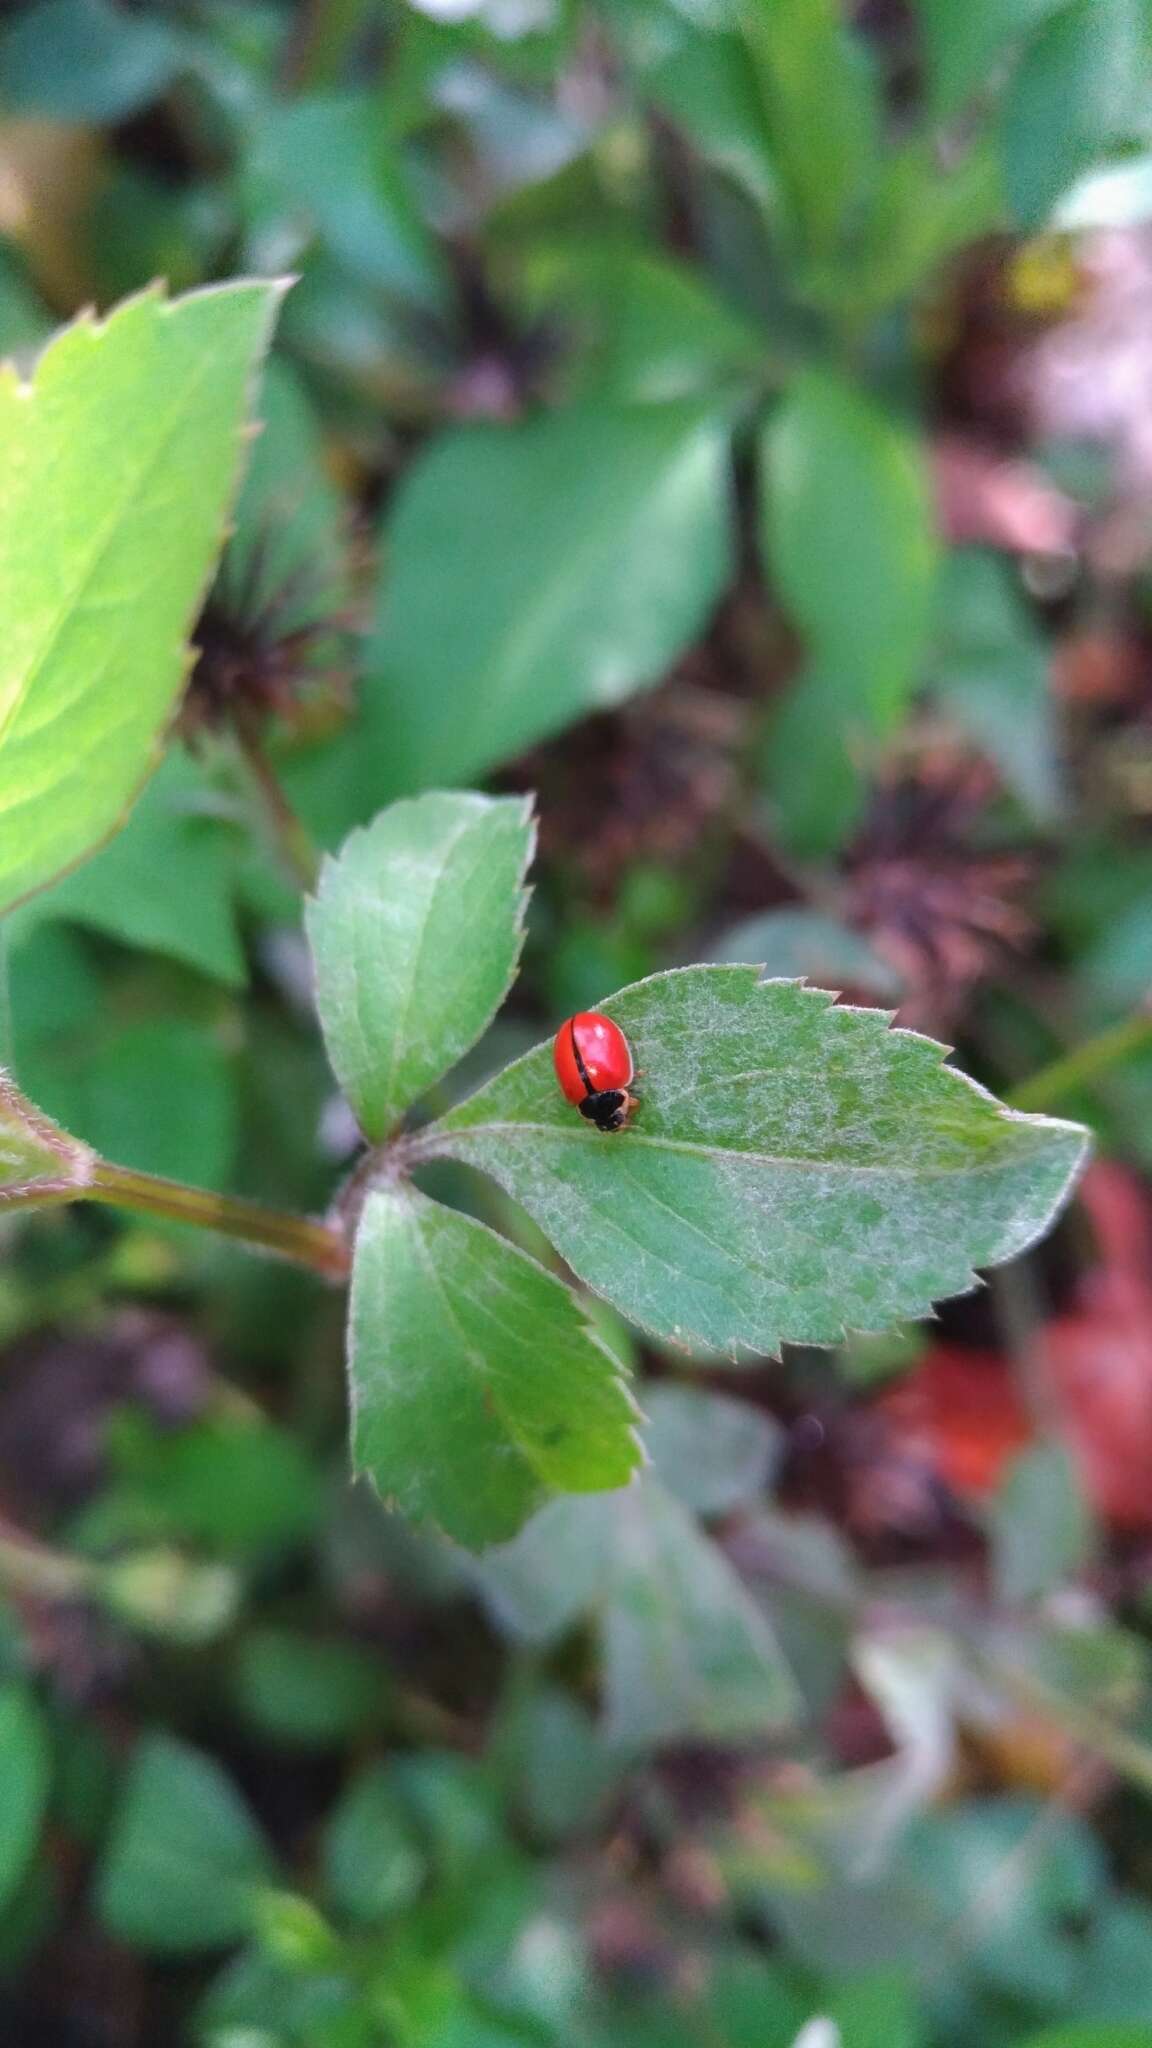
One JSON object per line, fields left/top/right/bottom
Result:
{"left": 553, "top": 1013, "right": 638, "bottom": 1133}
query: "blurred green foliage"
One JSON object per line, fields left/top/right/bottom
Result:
{"left": 4, "top": 1, "right": 1152, "bottom": 2044}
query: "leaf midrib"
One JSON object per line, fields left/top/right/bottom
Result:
{"left": 432, "top": 1116, "right": 1059, "bottom": 1181}
{"left": 406, "top": 1203, "right": 557, "bottom": 1498}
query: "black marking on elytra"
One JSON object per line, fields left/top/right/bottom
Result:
{"left": 569, "top": 1018, "right": 594, "bottom": 1094}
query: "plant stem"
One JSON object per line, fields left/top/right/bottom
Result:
{"left": 234, "top": 710, "right": 321, "bottom": 894}
{"left": 88, "top": 1161, "right": 350, "bottom": 1282}
{"left": 1007, "top": 1010, "right": 1152, "bottom": 1112}
{"left": 279, "top": 0, "right": 372, "bottom": 90}
{"left": 0, "top": 1523, "right": 91, "bottom": 1603}
{"left": 973, "top": 1638, "right": 1152, "bottom": 1796}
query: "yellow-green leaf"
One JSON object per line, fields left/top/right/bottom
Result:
{"left": 0, "top": 279, "right": 283, "bottom": 913}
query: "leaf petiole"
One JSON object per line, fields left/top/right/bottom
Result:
{"left": 88, "top": 1160, "right": 350, "bottom": 1281}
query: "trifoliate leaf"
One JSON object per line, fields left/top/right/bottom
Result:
{"left": 0, "top": 1069, "right": 94, "bottom": 1204}
{"left": 349, "top": 1182, "right": 643, "bottom": 1547}
{"left": 0, "top": 279, "right": 283, "bottom": 913}
{"left": 430, "top": 968, "right": 1088, "bottom": 1356}
{"left": 306, "top": 792, "right": 535, "bottom": 1141}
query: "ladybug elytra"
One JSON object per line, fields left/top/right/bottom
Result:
{"left": 553, "top": 1012, "right": 638, "bottom": 1133}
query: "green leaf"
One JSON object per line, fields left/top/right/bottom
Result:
{"left": 5, "top": 753, "right": 246, "bottom": 985}
{"left": 992, "top": 1614, "right": 1148, "bottom": 1739}
{"left": 503, "top": 1685, "right": 618, "bottom": 1843}
{"left": 604, "top": 1477, "right": 798, "bottom": 1749}
{"left": 0, "top": 279, "right": 283, "bottom": 915}
{"left": 322, "top": 1763, "right": 426, "bottom": 1926}
{"left": 1080, "top": 893, "right": 1152, "bottom": 1009}
{"left": 250, "top": 1891, "right": 342, "bottom": 1978}
{"left": 760, "top": 371, "right": 937, "bottom": 855}
{"left": 522, "top": 242, "right": 765, "bottom": 405}
{"left": 231, "top": 355, "right": 349, "bottom": 614}
{"left": 709, "top": 906, "right": 902, "bottom": 998}
{"left": 932, "top": 549, "right": 1061, "bottom": 822}
{"left": 645, "top": 27, "right": 779, "bottom": 212}
{"left": 431, "top": 968, "right": 1088, "bottom": 1355}
{"left": 1065, "top": 1899, "right": 1152, "bottom": 2023}
{"left": 0, "top": 1684, "right": 49, "bottom": 1916}
{"left": 366, "top": 404, "right": 732, "bottom": 795}
{"left": 388, "top": 1751, "right": 504, "bottom": 1886}
{"left": 246, "top": 91, "right": 447, "bottom": 312}
{"left": 904, "top": 1799, "right": 1104, "bottom": 2006}
{"left": 0, "top": 1068, "right": 94, "bottom": 1205}
{"left": 643, "top": 1385, "right": 781, "bottom": 1514}
{"left": 0, "top": 0, "right": 183, "bottom": 121}
{"left": 464, "top": 1494, "right": 616, "bottom": 1645}
{"left": 698, "top": 1950, "right": 809, "bottom": 2048}
{"left": 1002, "top": 0, "right": 1146, "bottom": 228}
{"left": 97, "top": 1733, "right": 274, "bottom": 1954}
{"left": 827, "top": 1971, "right": 925, "bottom": 2048}
{"left": 306, "top": 792, "right": 535, "bottom": 1143}
{"left": 474, "top": 1479, "right": 797, "bottom": 1750}
{"left": 83, "top": 1411, "right": 321, "bottom": 1560}
{"left": 914, "top": 0, "right": 1067, "bottom": 117}
{"left": 98, "top": 1551, "right": 238, "bottom": 1647}
{"left": 4, "top": 924, "right": 99, "bottom": 1051}
{"left": 1023, "top": 2032, "right": 1152, "bottom": 2048}
{"left": 854, "top": 135, "right": 1004, "bottom": 312}
{"left": 989, "top": 1441, "right": 1094, "bottom": 1604}
{"left": 231, "top": 1629, "right": 383, "bottom": 1750}
{"left": 349, "top": 1182, "right": 643, "bottom": 1547}
{"left": 740, "top": 0, "right": 881, "bottom": 270}
{"left": 197, "top": 1944, "right": 361, "bottom": 2045}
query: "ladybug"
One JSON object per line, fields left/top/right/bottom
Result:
{"left": 553, "top": 1012, "right": 638, "bottom": 1133}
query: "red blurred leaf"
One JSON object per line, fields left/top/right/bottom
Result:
{"left": 1043, "top": 1162, "right": 1152, "bottom": 1529}
{"left": 875, "top": 1164, "right": 1152, "bottom": 1531}
{"left": 932, "top": 435, "right": 1078, "bottom": 556}
{"left": 874, "top": 1343, "right": 1033, "bottom": 1502}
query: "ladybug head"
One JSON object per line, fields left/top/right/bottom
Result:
{"left": 578, "top": 1089, "right": 634, "bottom": 1133}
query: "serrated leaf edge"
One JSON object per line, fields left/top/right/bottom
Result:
{"left": 310, "top": 790, "right": 537, "bottom": 1141}
{"left": 0, "top": 278, "right": 290, "bottom": 915}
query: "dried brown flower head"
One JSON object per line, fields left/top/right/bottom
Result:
{"left": 844, "top": 761, "right": 1035, "bottom": 1030}
{"left": 182, "top": 537, "right": 348, "bottom": 740}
